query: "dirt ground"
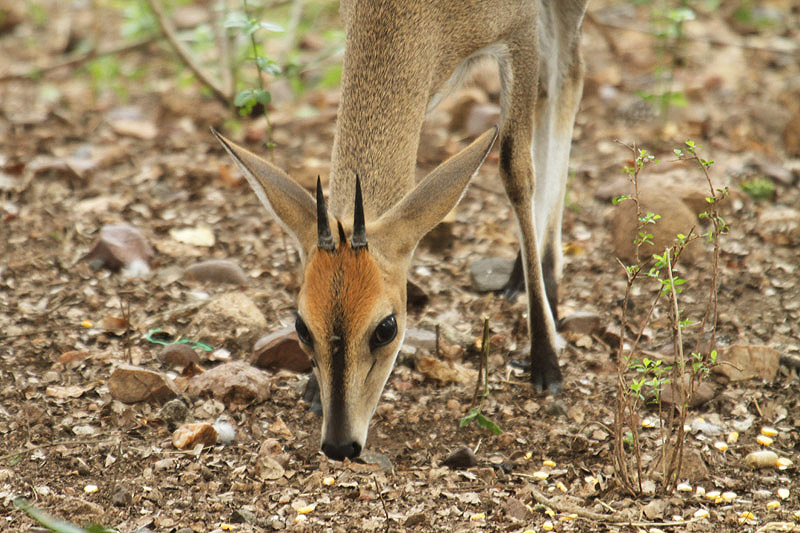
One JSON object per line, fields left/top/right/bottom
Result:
{"left": 1, "top": 1, "right": 799, "bottom": 532}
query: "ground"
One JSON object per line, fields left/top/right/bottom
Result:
{"left": 1, "top": 1, "right": 799, "bottom": 532}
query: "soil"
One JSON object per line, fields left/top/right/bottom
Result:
{"left": 1, "top": 1, "right": 799, "bottom": 532}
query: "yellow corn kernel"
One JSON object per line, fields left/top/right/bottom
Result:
{"left": 695, "top": 486, "right": 706, "bottom": 498}
{"left": 757, "top": 435, "right": 774, "bottom": 446}
{"left": 83, "top": 484, "right": 98, "bottom": 494}
{"left": 777, "top": 488, "right": 790, "bottom": 500}
{"left": 81, "top": 320, "right": 93, "bottom": 328}
{"left": 524, "top": 451, "right": 533, "bottom": 460}
{"left": 297, "top": 504, "right": 315, "bottom": 514}
{"left": 726, "top": 431, "right": 739, "bottom": 444}
{"left": 220, "top": 525, "right": 233, "bottom": 531}
{"left": 721, "top": 491, "right": 737, "bottom": 502}
{"left": 322, "top": 476, "right": 335, "bottom": 486}
{"left": 760, "top": 427, "right": 778, "bottom": 437}
{"left": 556, "top": 481, "right": 568, "bottom": 493}
{"left": 777, "top": 457, "right": 793, "bottom": 469}
{"left": 739, "top": 511, "right": 755, "bottom": 522}
{"left": 294, "top": 514, "right": 307, "bottom": 524}
{"left": 766, "top": 501, "right": 781, "bottom": 510}
{"left": 714, "top": 441, "right": 728, "bottom": 452}
{"left": 543, "top": 459, "right": 556, "bottom": 467}
{"left": 694, "top": 508, "right": 709, "bottom": 519}
{"left": 705, "top": 490, "right": 721, "bottom": 501}
{"left": 533, "top": 471, "right": 549, "bottom": 480}
{"left": 560, "top": 513, "right": 577, "bottom": 521}
{"left": 677, "top": 482, "right": 692, "bottom": 492}
{"left": 542, "top": 520, "right": 554, "bottom": 530}
{"left": 470, "top": 513, "right": 485, "bottom": 521}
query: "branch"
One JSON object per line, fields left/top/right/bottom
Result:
{"left": 145, "top": 0, "right": 232, "bottom": 106}
{"left": 0, "top": 37, "right": 155, "bottom": 82}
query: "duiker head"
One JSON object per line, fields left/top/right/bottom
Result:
{"left": 212, "top": 128, "right": 496, "bottom": 459}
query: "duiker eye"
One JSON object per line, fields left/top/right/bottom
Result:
{"left": 370, "top": 314, "right": 397, "bottom": 349}
{"left": 295, "top": 315, "right": 313, "bottom": 346}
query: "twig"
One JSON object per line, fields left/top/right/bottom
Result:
{"left": 145, "top": 0, "right": 231, "bottom": 105}
{"left": 1, "top": 438, "right": 115, "bottom": 462}
{"left": 527, "top": 485, "right": 702, "bottom": 527}
{"left": 589, "top": 16, "right": 797, "bottom": 55}
{"left": 372, "top": 474, "right": 390, "bottom": 531}
{"left": 0, "top": 37, "right": 156, "bottom": 82}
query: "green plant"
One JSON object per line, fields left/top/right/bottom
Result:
{"left": 612, "top": 140, "right": 726, "bottom": 496}
{"left": 459, "top": 317, "right": 502, "bottom": 435}
{"left": 740, "top": 176, "right": 775, "bottom": 201}
{"left": 15, "top": 497, "right": 114, "bottom": 533}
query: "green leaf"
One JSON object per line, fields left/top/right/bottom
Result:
{"left": 15, "top": 498, "right": 114, "bottom": 533}
{"left": 475, "top": 412, "right": 503, "bottom": 435}
{"left": 234, "top": 89, "right": 255, "bottom": 107}
{"left": 612, "top": 194, "right": 631, "bottom": 205}
{"left": 257, "top": 20, "right": 284, "bottom": 32}
{"left": 223, "top": 11, "right": 248, "bottom": 29}
{"left": 254, "top": 89, "right": 271, "bottom": 106}
{"left": 459, "top": 407, "right": 479, "bottom": 427}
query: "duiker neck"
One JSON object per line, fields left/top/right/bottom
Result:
{"left": 328, "top": 2, "right": 437, "bottom": 222}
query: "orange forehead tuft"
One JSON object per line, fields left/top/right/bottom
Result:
{"left": 303, "top": 244, "right": 383, "bottom": 335}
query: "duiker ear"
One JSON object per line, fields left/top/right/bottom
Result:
{"left": 372, "top": 127, "right": 497, "bottom": 261}
{"left": 212, "top": 128, "right": 318, "bottom": 259}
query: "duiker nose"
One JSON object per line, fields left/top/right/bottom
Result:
{"left": 321, "top": 440, "right": 362, "bottom": 461}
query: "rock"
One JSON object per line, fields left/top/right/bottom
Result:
{"left": 230, "top": 508, "right": 257, "bottom": 525}
{"left": 404, "top": 512, "right": 428, "bottom": 528}
{"left": 184, "top": 259, "right": 250, "bottom": 285}
{"left": 256, "top": 439, "right": 286, "bottom": 481}
{"left": 469, "top": 257, "right": 515, "bottom": 292}
{"left": 544, "top": 399, "right": 568, "bottom": 418}
{"left": 757, "top": 207, "right": 800, "bottom": 246}
{"left": 404, "top": 328, "right": 437, "bottom": 351}
{"left": 643, "top": 499, "right": 668, "bottom": 519}
{"left": 158, "top": 398, "right": 190, "bottom": 428}
{"left": 464, "top": 103, "right": 501, "bottom": 137}
{"left": 159, "top": 344, "right": 201, "bottom": 368}
{"left": 251, "top": 327, "right": 311, "bottom": 373}
{"left": 172, "top": 422, "right": 218, "bottom": 449}
{"left": 169, "top": 225, "right": 215, "bottom": 247}
{"left": 559, "top": 312, "right": 602, "bottom": 335}
{"left": 186, "top": 361, "right": 271, "bottom": 403}
{"left": 660, "top": 376, "right": 716, "bottom": 408}
{"left": 415, "top": 354, "right": 477, "bottom": 385}
{"left": 505, "top": 497, "right": 533, "bottom": 521}
{"left": 744, "top": 450, "right": 779, "bottom": 469}
{"left": 108, "top": 364, "right": 179, "bottom": 403}
{"left": 85, "top": 224, "right": 153, "bottom": 276}
{"left": 713, "top": 345, "right": 780, "bottom": 382}
{"left": 612, "top": 189, "right": 700, "bottom": 265}
{"left": 443, "top": 446, "right": 477, "bottom": 469}
{"left": 357, "top": 450, "right": 394, "bottom": 472}
{"left": 406, "top": 279, "right": 429, "bottom": 311}
{"left": 189, "top": 292, "right": 267, "bottom": 350}
{"left": 111, "top": 485, "right": 133, "bottom": 507}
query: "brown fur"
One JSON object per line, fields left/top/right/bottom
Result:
{"left": 303, "top": 243, "right": 383, "bottom": 341}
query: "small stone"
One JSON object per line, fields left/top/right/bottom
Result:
{"left": 544, "top": 399, "right": 568, "bottom": 418}
{"left": 159, "top": 344, "right": 201, "bottom": 368}
{"left": 713, "top": 345, "right": 780, "bottom": 382}
{"left": 660, "top": 377, "right": 716, "bottom": 408}
{"left": 612, "top": 189, "right": 700, "bottom": 265}
{"left": 504, "top": 497, "right": 532, "bottom": 521}
{"left": 184, "top": 259, "right": 249, "bottom": 285}
{"left": 443, "top": 446, "right": 477, "bottom": 469}
{"left": 172, "top": 422, "right": 218, "bottom": 449}
{"left": 642, "top": 499, "right": 668, "bottom": 519}
{"left": 469, "top": 257, "right": 515, "bottom": 292}
{"left": 404, "top": 512, "right": 427, "bottom": 527}
{"left": 189, "top": 292, "right": 267, "bottom": 351}
{"left": 464, "top": 103, "right": 501, "bottom": 137}
{"left": 111, "top": 485, "right": 133, "bottom": 507}
{"left": 558, "top": 312, "right": 602, "bottom": 335}
{"left": 251, "top": 327, "right": 311, "bottom": 373}
{"left": 186, "top": 361, "right": 271, "bottom": 404}
{"left": 230, "top": 508, "right": 257, "bottom": 525}
{"left": 158, "top": 398, "right": 189, "bottom": 428}
{"left": 108, "top": 364, "right": 179, "bottom": 404}
{"left": 170, "top": 225, "right": 215, "bottom": 247}
{"left": 356, "top": 450, "right": 394, "bottom": 472}
{"left": 757, "top": 206, "right": 799, "bottom": 246}
{"left": 86, "top": 224, "right": 153, "bottom": 275}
